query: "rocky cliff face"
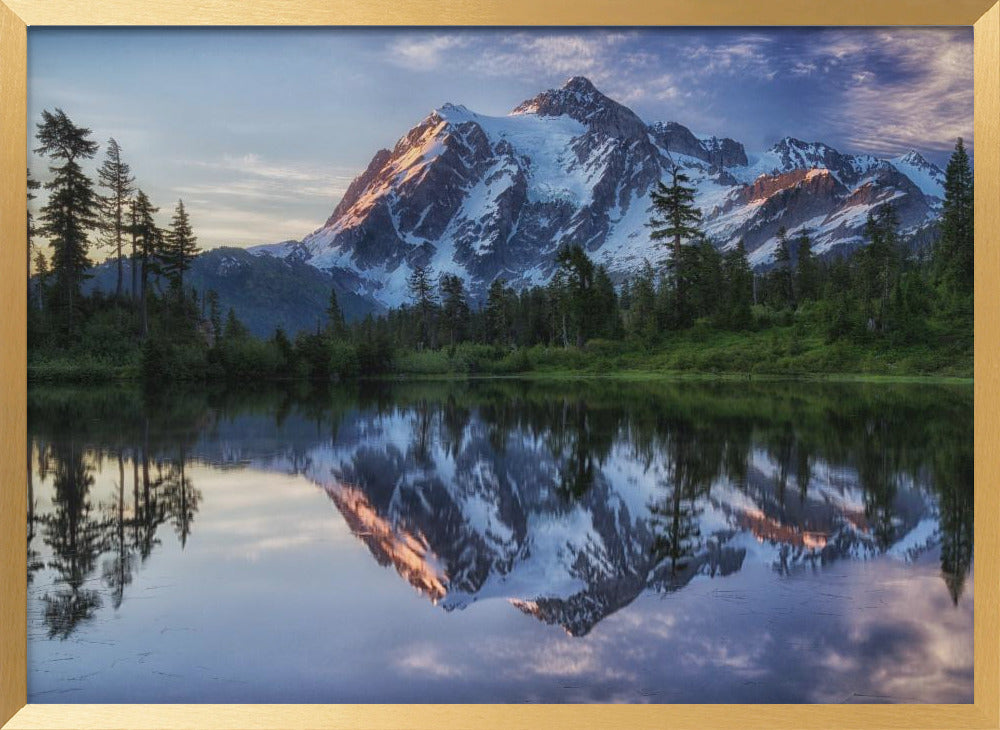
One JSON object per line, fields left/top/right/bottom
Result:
{"left": 250, "top": 76, "right": 945, "bottom": 307}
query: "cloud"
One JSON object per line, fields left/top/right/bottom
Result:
{"left": 177, "top": 204, "right": 322, "bottom": 248}
{"left": 188, "top": 154, "right": 356, "bottom": 189}
{"left": 685, "top": 35, "right": 777, "bottom": 80}
{"left": 168, "top": 154, "right": 361, "bottom": 247}
{"left": 791, "top": 61, "right": 818, "bottom": 77}
{"left": 394, "top": 644, "right": 462, "bottom": 678}
{"left": 830, "top": 30, "right": 973, "bottom": 155}
{"left": 385, "top": 31, "right": 658, "bottom": 107}
{"left": 465, "top": 32, "right": 633, "bottom": 84}
{"left": 388, "top": 35, "right": 471, "bottom": 71}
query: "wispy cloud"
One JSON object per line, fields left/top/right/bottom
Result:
{"left": 685, "top": 35, "right": 777, "bottom": 80}
{"left": 168, "top": 154, "right": 360, "bottom": 246}
{"left": 185, "top": 204, "right": 322, "bottom": 247}
{"left": 187, "top": 154, "right": 356, "bottom": 190}
{"left": 439, "top": 28, "right": 972, "bottom": 155}
{"left": 826, "top": 30, "right": 973, "bottom": 155}
{"left": 388, "top": 35, "right": 471, "bottom": 70}
{"left": 462, "top": 32, "right": 635, "bottom": 85}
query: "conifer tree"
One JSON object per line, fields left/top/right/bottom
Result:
{"left": 627, "top": 264, "right": 658, "bottom": 341}
{"left": 129, "top": 195, "right": 139, "bottom": 301}
{"left": 593, "top": 265, "right": 621, "bottom": 339}
{"left": 554, "top": 244, "right": 596, "bottom": 347}
{"left": 935, "top": 137, "right": 974, "bottom": 295}
{"left": 33, "top": 251, "right": 50, "bottom": 310}
{"left": 859, "top": 204, "right": 901, "bottom": 334}
{"left": 223, "top": 307, "right": 249, "bottom": 340}
{"left": 163, "top": 199, "right": 198, "bottom": 295}
{"left": 486, "top": 278, "right": 512, "bottom": 346}
{"left": 407, "top": 263, "right": 437, "bottom": 349}
{"left": 131, "top": 190, "right": 161, "bottom": 337}
{"left": 326, "top": 288, "right": 347, "bottom": 339}
{"left": 722, "top": 240, "right": 753, "bottom": 329}
{"left": 795, "top": 232, "right": 817, "bottom": 303}
{"left": 773, "top": 227, "right": 795, "bottom": 309}
{"left": 439, "top": 274, "right": 469, "bottom": 346}
{"left": 648, "top": 167, "right": 703, "bottom": 327}
{"left": 693, "top": 238, "right": 723, "bottom": 320}
{"left": 96, "top": 138, "right": 135, "bottom": 299}
{"left": 206, "top": 290, "right": 222, "bottom": 343}
{"left": 34, "top": 109, "right": 99, "bottom": 332}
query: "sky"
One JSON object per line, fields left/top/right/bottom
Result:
{"left": 27, "top": 27, "right": 973, "bottom": 253}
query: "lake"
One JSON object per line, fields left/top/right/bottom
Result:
{"left": 26, "top": 378, "right": 974, "bottom": 703}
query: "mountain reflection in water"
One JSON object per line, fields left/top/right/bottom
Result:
{"left": 27, "top": 379, "right": 973, "bottom": 702}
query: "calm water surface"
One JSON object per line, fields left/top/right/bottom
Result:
{"left": 27, "top": 379, "right": 973, "bottom": 703}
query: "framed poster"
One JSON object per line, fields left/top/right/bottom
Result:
{"left": 1, "top": 0, "right": 997, "bottom": 728}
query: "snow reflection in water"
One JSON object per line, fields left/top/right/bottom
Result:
{"left": 27, "top": 379, "right": 973, "bottom": 702}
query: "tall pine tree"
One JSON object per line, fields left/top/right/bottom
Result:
{"left": 34, "top": 109, "right": 99, "bottom": 333}
{"left": 131, "top": 190, "right": 161, "bottom": 337}
{"left": 795, "top": 232, "right": 817, "bottom": 303}
{"left": 648, "top": 167, "right": 703, "bottom": 328}
{"left": 407, "top": 263, "right": 437, "bottom": 349}
{"left": 439, "top": 274, "right": 470, "bottom": 347}
{"left": 486, "top": 278, "right": 512, "bottom": 346}
{"left": 935, "top": 137, "right": 974, "bottom": 296}
{"left": 722, "top": 240, "right": 753, "bottom": 329}
{"left": 163, "top": 199, "right": 198, "bottom": 295}
{"left": 96, "top": 138, "right": 135, "bottom": 300}
{"left": 772, "top": 226, "right": 795, "bottom": 309}
{"left": 554, "top": 244, "right": 596, "bottom": 347}
{"left": 859, "top": 204, "right": 901, "bottom": 334}
{"left": 326, "top": 288, "right": 347, "bottom": 339}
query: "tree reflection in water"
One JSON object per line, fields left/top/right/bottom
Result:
{"left": 28, "top": 379, "right": 973, "bottom": 639}
{"left": 30, "top": 389, "right": 205, "bottom": 639}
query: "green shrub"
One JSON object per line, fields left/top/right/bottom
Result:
{"left": 329, "top": 341, "right": 359, "bottom": 379}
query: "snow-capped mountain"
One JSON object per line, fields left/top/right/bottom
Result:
{"left": 251, "top": 76, "right": 945, "bottom": 308}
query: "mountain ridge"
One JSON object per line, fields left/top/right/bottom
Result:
{"left": 81, "top": 247, "right": 379, "bottom": 337}
{"left": 247, "top": 76, "right": 945, "bottom": 307}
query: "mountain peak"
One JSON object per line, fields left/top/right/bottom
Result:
{"left": 895, "top": 150, "right": 933, "bottom": 168}
{"left": 562, "top": 75, "right": 599, "bottom": 93}
{"left": 433, "top": 102, "right": 475, "bottom": 124}
{"left": 770, "top": 137, "right": 830, "bottom": 154}
{"left": 510, "top": 76, "right": 647, "bottom": 139}
{"left": 890, "top": 150, "right": 945, "bottom": 198}
{"left": 511, "top": 76, "right": 609, "bottom": 117}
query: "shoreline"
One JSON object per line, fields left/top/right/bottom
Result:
{"left": 381, "top": 371, "right": 974, "bottom": 385}
{"left": 26, "top": 367, "right": 973, "bottom": 387}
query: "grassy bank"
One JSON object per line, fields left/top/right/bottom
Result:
{"left": 392, "top": 324, "right": 972, "bottom": 380}
{"left": 28, "top": 352, "right": 141, "bottom": 382}
{"left": 29, "top": 322, "right": 972, "bottom": 384}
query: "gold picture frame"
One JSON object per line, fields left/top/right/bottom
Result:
{"left": 1, "top": 1, "right": 997, "bottom": 727}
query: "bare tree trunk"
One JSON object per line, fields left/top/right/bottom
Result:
{"left": 115, "top": 216, "right": 123, "bottom": 301}
{"left": 130, "top": 209, "right": 138, "bottom": 302}
{"left": 140, "top": 257, "right": 148, "bottom": 339}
